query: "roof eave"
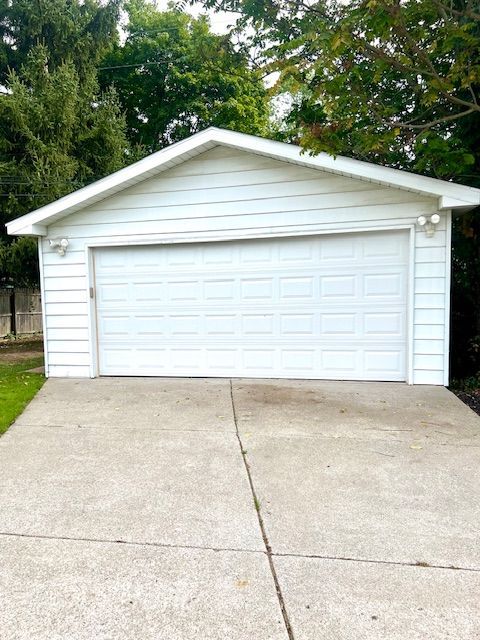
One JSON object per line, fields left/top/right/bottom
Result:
{"left": 6, "top": 127, "right": 480, "bottom": 236}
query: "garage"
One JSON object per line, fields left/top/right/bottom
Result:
{"left": 94, "top": 231, "right": 408, "bottom": 380}
{"left": 7, "top": 127, "right": 480, "bottom": 384}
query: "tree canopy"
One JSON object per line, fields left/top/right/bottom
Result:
{"left": 0, "top": 0, "right": 121, "bottom": 83}
{"left": 0, "top": 0, "right": 127, "bottom": 287}
{"left": 99, "top": 0, "right": 269, "bottom": 152}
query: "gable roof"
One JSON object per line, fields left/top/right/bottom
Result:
{"left": 7, "top": 127, "right": 480, "bottom": 236}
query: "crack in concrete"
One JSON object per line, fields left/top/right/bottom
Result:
{"left": 0, "top": 531, "right": 265, "bottom": 556}
{"left": 3, "top": 529, "right": 476, "bottom": 574}
{"left": 229, "top": 380, "right": 295, "bottom": 640}
{"left": 273, "top": 551, "right": 480, "bottom": 573}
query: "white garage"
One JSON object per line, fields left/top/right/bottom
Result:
{"left": 7, "top": 128, "right": 480, "bottom": 384}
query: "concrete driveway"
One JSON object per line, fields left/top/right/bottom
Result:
{"left": 1, "top": 378, "right": 479, "bottom": 639}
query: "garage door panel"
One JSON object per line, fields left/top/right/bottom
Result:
{"left": 240, "top": 242, "right": 273, "bottom": 264}
{"left": 319, "top": 236, "right": 356, "bottom": 261}
{"left": 206, "top": 314, "right": 236, "bottom": 335}
{"left": 280, "top": 277, "right": 314, "bottom": 299}
{"left": 98, "top": 312, "right": 405, "bottom": 343}
{"left": 98, "top": 343, "right": 406, "bottom": 380}
{"left": 364, "top": 312, "right": 403, "bottom": 336}
{"left": 204, "top": 279, "right": 235, "bottom": 301}
{"left": 320, "top": 275, "right": 356, "bottom": 299}
{"left": 321, "top": 349, "right": 358, "bottom": 372}
{"left": 362, "top": 232, "right": 408, "bottom": 259}
{"left": 365, "top": 350, "right": 404, "bottom": 374}
{"left": 242, "top": 314, "right": 274, "bottom": 335}
{"left": 320, "top": 313, "right": 356, "bottom": 335}
{"left": 278, "top": 240, "right": 314, "bottom": 263}
{"left": 281, "top": 314, "right": 315, "bottom": 335}
{"left": 133, "top": 282, "right": 165, "bottom": 302}
{"left": 95, "top": 232, "right": 408, "bottom": 380}
{"left": 99, "top": 314, "right": 131, "bottom": 337}
{"left": 97, "top": 283, "right": 130, "bottom": 304}
{"left": 363, "top": 273, "right": 404, "bottom": 298}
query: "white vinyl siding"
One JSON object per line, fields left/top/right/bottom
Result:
{"left": 40, "top": 146, "right": 450, "bottom": 383}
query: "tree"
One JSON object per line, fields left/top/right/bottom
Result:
{"left": 0, "top": 0, "right": 121, "bottom": 84}
{"left": 0, "top": 1, "right": 128, "bottom": 287}
{"left": 0, "top": 237, "right": 39, "bottom": 288}
{"left": 99, "top": 1, "right": 269, "bottom": 152}
{"left": 197, "top": 0, "right": 480, "bottom": 179}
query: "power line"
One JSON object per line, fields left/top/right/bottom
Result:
{"left": 0, "top": 179, "right": 80, "bottom": 184}
{"left": 98, "top": 60, "right": 170, "bottom": 71}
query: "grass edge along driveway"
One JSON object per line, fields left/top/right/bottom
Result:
{"left": 0, "top": 356, "right": 45, "bottom": 435}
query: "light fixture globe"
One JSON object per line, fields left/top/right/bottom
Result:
{"left": 417, "top": 215, "right": 427, "bottom": 226}
{"left": 430, "top": 213, "right": 440, "bottom": 225}
{"left": 49, "top": 237, "right": 69, "bottom": 256}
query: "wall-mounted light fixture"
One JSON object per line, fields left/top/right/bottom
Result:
{"left": 49, "top": 238, "right": 69, "bottom": 256}
{"left": 417, "top": 213, "right": 440, "bottom": 237}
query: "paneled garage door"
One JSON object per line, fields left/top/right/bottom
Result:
{"left": 94, "top": 231, "right": 409, "bottom": 380}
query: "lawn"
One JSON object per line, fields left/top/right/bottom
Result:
{"left": 0, "top": 337, "right": 45, "bottom": 435}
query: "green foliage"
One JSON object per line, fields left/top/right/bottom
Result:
{"left": 450, "top": 213, "right": 480, "bottom": 378}
{"left": 0, "top": 44, "right": 129, "bottom": 269}
{"left": 451, "top": 372, "right": 480, "bottom": 392}
{"left": 100, "top": 1, "right": 269, "bottom": 152}
{"left": 0, "top": 0, "right": 128, "bottom": 287}
{"left": 0, "top": 237, "right": 39, "bottom": 287}
{"left": 203, "top": 0, "right": 480, "bottom": 183}
{"left": 0, "top": 0, "right": 121, "bottom": 83}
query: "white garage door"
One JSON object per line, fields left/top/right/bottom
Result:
{"left": 94, "top": 231, "right": 409, "bottom": 380}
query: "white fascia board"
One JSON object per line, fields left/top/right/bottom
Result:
{"left": 6, "top": 223, "right": 48, "bottom": 236}
{"left": 6, "top": 127, "right": 480, "bottom": 236}
{"left": 439, "top": 195, "right": 478, "bottom": 210}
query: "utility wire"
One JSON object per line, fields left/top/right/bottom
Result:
{"left": 98, "top": 60, "right": 171, "bottom": 70}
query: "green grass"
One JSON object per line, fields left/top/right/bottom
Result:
{"left": 0, "top": 356, "right": 45, "bottom": 435}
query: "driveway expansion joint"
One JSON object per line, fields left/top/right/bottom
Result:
{"left": 0, "top": 531, "right": 265, "bottom": 556}
{"left": 229, "top": 380, "right": 296, "bottom": 640}
{"left": 272, "top": 551, "right": 480, "bottom": 573}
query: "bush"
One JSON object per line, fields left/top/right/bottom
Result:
{"left": 0, "top": 237, "right": 39, "bottom": 288}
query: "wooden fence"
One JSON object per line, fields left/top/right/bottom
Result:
{"left": 0, "top": 288, "right": 43, "bottom": 337}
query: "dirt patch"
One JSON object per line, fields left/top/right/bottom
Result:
{"left": 0, "top": 335, "right": 44, "bottom": 364}
{"left": 241, "top": 383, "right": 326, "bottom": 406}
{"left": 453, "top": 390, "right": 480, "bottom": 417}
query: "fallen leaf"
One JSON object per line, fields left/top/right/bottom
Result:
{"left": 235, "top": 579, "right": 249, "bottom": 588}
